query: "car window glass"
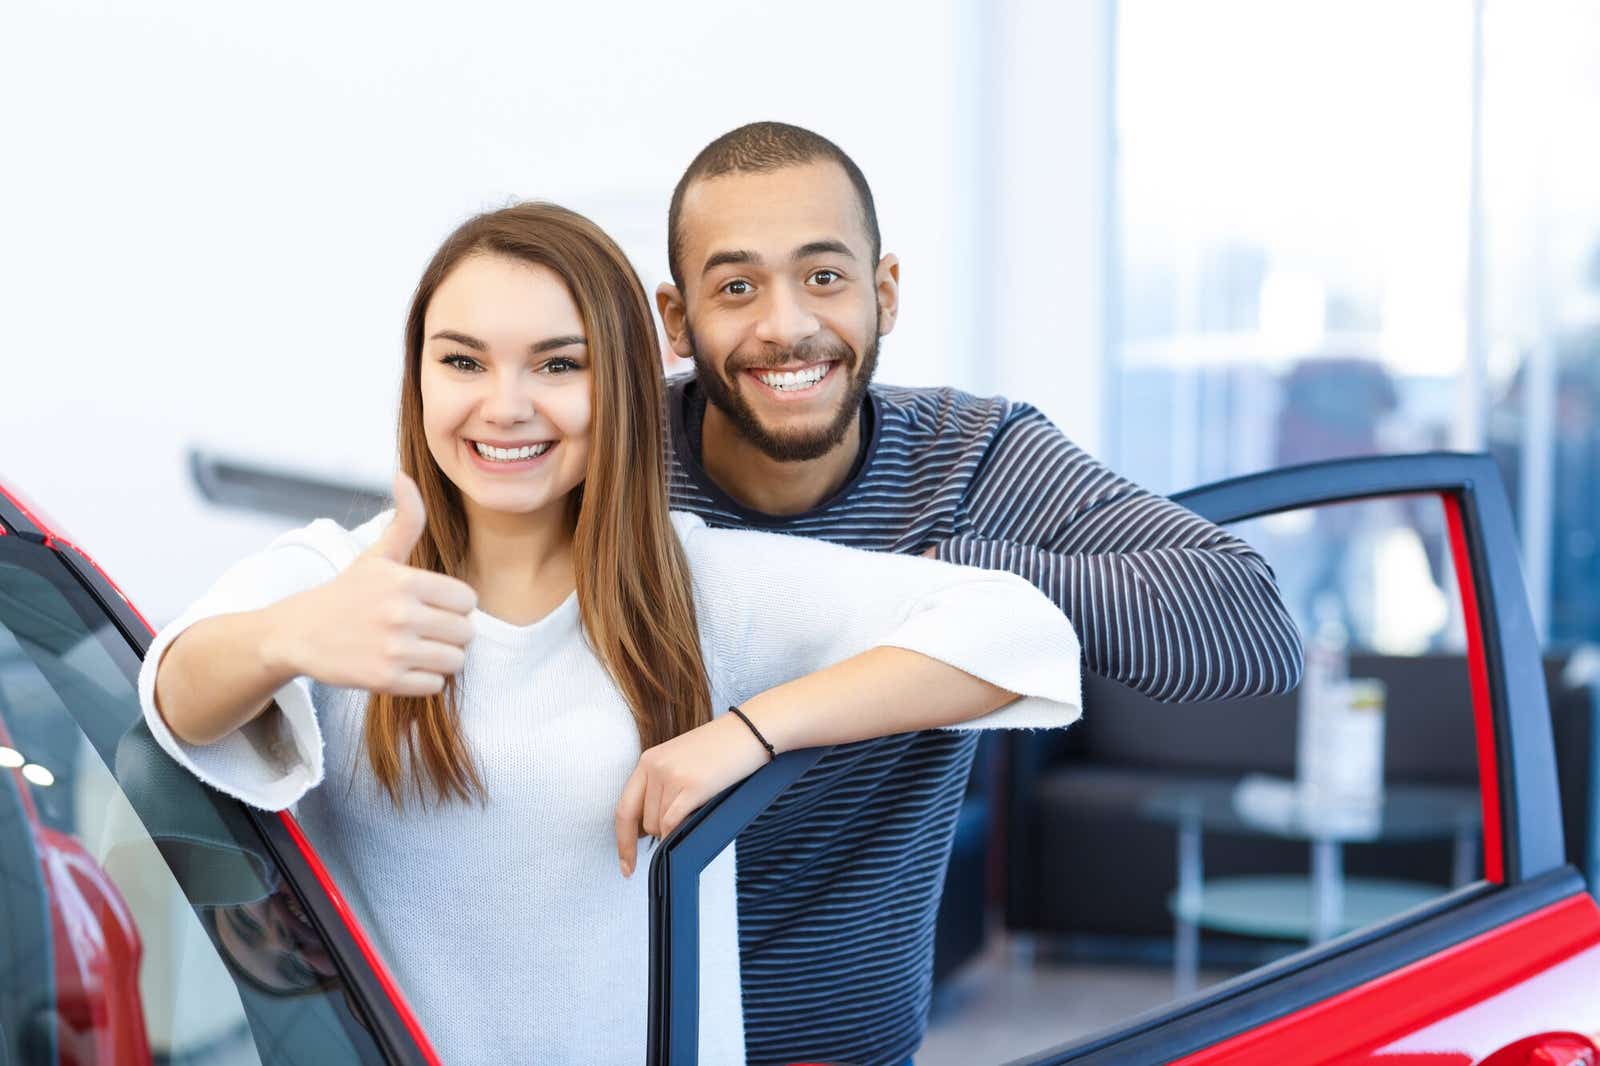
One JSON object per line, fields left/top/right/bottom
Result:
{"left": 924, "top": 494, "right": 1490, "bottom": 1064}
{"left": 0, "top": 545, "right": 389, "bottom": 1065}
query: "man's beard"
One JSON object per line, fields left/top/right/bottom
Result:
{"left": 690, "top": 330, "right": 879, "bottom": 463}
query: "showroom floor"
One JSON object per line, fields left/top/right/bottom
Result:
{"left": 919, "top": 934, "right": 1238, "bottom": 1065}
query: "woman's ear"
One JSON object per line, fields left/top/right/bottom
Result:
{"left": 656, "top": 283, "right": 693, "bottom": 359}
{"left": 875, "top": 254, "right": 901, "bottom": 338}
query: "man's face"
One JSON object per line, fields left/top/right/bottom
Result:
{"left": 664, "top": 161, "right": 897, "bottom": 462}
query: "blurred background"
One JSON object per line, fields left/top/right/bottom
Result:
{"left": 4, "top": 0, "right": 1599, "bottom": 1062}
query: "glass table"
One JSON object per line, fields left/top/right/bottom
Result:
{"left": 1143, "top": 777, "right": 1482, "bottom": 995}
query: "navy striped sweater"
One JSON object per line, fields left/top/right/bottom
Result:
{"left": 665, "top": 376, "right": 1304, "bottom": 1066}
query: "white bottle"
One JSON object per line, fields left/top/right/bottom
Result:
{"left": 1297, "top": 597, "right": 1387, "bottom": 813}
{"left": 1297, "top": 596, "right": 1349, "bottom": 808}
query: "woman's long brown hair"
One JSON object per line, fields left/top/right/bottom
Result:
{"left": 365, "top": 202, "right": 712, "bottom": 807}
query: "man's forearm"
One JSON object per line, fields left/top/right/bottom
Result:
{"left": 934, "top": 533, "right": 1303, "bottom": 701}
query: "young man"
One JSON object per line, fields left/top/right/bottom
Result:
{"left": 656, "top": 122, "right": 1303, "bottom": 1066}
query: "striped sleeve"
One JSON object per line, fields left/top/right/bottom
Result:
{"left": 938, "top": 404, "right": 1304, "bottom": 702}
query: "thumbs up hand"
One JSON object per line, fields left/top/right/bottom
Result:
{"left": 273, "top": 472, "right": 479, "bottom": 696}
{"left": 368, "top": 469, "right": 430, "bottom": 564}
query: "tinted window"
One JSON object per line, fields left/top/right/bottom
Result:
{"left": 0, "top": 537, "right": 388, "bottom": 1065}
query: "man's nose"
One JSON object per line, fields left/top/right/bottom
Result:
{"left": 753, "top": 284, "right": 820, "bottom": 350}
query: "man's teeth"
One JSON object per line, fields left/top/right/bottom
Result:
{"left": 474, "top": 441, "right": 553, "bottom": 462}
{"left": 758, "top": 364, "right": 829, "bottom": 391}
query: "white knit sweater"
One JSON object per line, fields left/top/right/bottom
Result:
{"left": 137, "top": 509, "right": 1082, "bottom": 1065}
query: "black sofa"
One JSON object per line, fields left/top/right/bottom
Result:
{"left": 998, "top": 652, "right": 1599, "bottom": 958}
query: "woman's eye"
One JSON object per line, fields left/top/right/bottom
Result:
{"left": 721, "top": 279, "right": 752, "bottom": 297}
{"left": 543, "top": 357, "right": 582, "bottom": 374}
{"left": 808, "top": 269, "right": 841, "bottom": 286}
{"left": 440, "top": 354, "right": 481, "bottom": 372}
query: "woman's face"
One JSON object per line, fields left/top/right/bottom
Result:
{"left": 419, "top": 253, "right": 592, "bottom": 524}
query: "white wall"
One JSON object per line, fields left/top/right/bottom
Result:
{"left": 988, "top": 0, "right": 1113, "bottom": 454}
{"left": 1, "top": 0, "right": 1110, "bottom": 624}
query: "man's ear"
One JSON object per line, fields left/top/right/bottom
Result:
{"left": 875, "top": 254, "right": 901, "bottom": 337}
{"left": 656, "top": 283, "right": 694, "bottom": 359}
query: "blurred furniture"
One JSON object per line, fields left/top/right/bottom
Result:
{"left": 1145, "top": 778, "right": 1479, "bottom": 993}
{"left": 1002, "top": 652, "right": 1599, "bottom": 962}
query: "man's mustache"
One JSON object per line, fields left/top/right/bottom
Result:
{"left": 726, "top": 341, "right": 856, "bottom": 374}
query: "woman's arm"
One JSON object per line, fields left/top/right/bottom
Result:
{"left": 140, "top": 473, "right": 477, "bottom": 810}
{"left": 614, "top": 646, "right": 1015, "bottom": 876}
{"left": 743, "top": 645, "right": 1016, "bottom": 750}
{"left": 154, "top": 474, "right": 474, "bottom": 744}
{"left": 614, "top": 517, "right": 1082, "bottom": 875}
{"left": 154, "top": 603, "right": 306, "bottom": 746}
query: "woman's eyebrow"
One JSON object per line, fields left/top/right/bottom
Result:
{"left": 429, "top": 329, "right": 486, "bottom": 350}
{"left": 531, "top": 335, "right": 586, "bottom": 354}
{"left": 427, "top": 329, "right": 585, "bottom": 354}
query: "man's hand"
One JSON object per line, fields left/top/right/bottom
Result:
{"left": 920, "top": 544, "right": 940, "bottom": 560}
{"left": 613, "top": 714, "right": 771, "bottom": 878}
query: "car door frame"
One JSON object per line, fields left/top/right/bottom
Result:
{"left": 644, "top": 451, "right": 1594, "bottom": 1065}
{"left": 0, "top": 482, "right": 445, "bottom": 1066}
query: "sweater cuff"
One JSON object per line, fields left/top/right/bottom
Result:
{"left": 881, "top": 572, "right": 1083, "bottom": 732}
{"left": 138, "top": 615, "right": 325, "bottom": 812}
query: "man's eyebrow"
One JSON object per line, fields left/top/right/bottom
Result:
{"left": 701, "top": 249, "right": 761, "bottom": 277}
{"left": 794, "top": 239, "right": 857, "bottom": 261}
{"left": 428, "top": 330, "right": 585, "bottom": 355}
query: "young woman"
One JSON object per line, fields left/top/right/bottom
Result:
{"left": 137, "top": 202, "right": 1081, "bottom": 1064}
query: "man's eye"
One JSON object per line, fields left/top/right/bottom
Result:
{"left": 721, "top": 279, "right": 752, "bottom": 296}
{"left": 808, "top": 269, "right": 842, "bottom": 286}
{"left": 441, "top": 354, "right": 481, "bottom": 372}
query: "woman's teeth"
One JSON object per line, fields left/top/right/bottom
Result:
{"left": 757, "top": 364, "right": 829, "bottom": 391}
{"left": 474, "top": 441, "right": 552, "bottom": 462}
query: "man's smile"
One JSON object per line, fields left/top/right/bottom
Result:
{"left": 741, "top": 359, "right": 840, "bottom": 401}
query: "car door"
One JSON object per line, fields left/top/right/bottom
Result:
{"left": 0, "top": 482, "right": 444, "bottom": 1066}
{"left": 645, "top": 452, "right": 1600, "bottom": 1065}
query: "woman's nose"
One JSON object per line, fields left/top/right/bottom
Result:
{"left": 481, "top": 371, "right": 536, "bottom": 424}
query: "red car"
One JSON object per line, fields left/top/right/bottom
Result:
{"left": 2, "top": 452, "right": 1597, "bottom": 1065}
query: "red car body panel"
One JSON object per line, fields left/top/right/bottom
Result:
{"left": 2, "top": 718, "right": 151, "bottom": 1066}
{"left": 36, "top": 825, "right": 154, "bottom": 1066}
{"left": 1173, "top": 894, "right": 1600, "bottom": 1064}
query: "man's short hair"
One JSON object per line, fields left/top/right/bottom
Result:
{"left": 667, "top": 121, "right": 881, "bottom": 292}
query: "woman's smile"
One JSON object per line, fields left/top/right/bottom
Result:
{"left": 465, "top": 437, "right": 559, "bottom": 471}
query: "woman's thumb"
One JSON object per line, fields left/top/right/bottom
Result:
{"left": 371, "top": 471, "right": 427, "bottom": 563}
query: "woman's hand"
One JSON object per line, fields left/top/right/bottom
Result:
{"left": 269, "top": 472, "right": 478, "bottom": 697}
{"left": 614, "top": 714, "right": 771, "bottom": 878}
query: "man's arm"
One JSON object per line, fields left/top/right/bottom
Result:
{"left": 932, "top": 403, "right": 1304, "bottom": 702}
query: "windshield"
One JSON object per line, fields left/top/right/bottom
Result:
{"left": 0, "top": 535, "right": 389, "bottom": 1065}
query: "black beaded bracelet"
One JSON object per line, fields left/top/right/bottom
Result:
{"left": 728, "top": 705, "right": 776, "bottom": 761}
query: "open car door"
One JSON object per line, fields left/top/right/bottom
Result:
{"left": 646, "top": 452, "right": 1600, "bottom": 1065}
